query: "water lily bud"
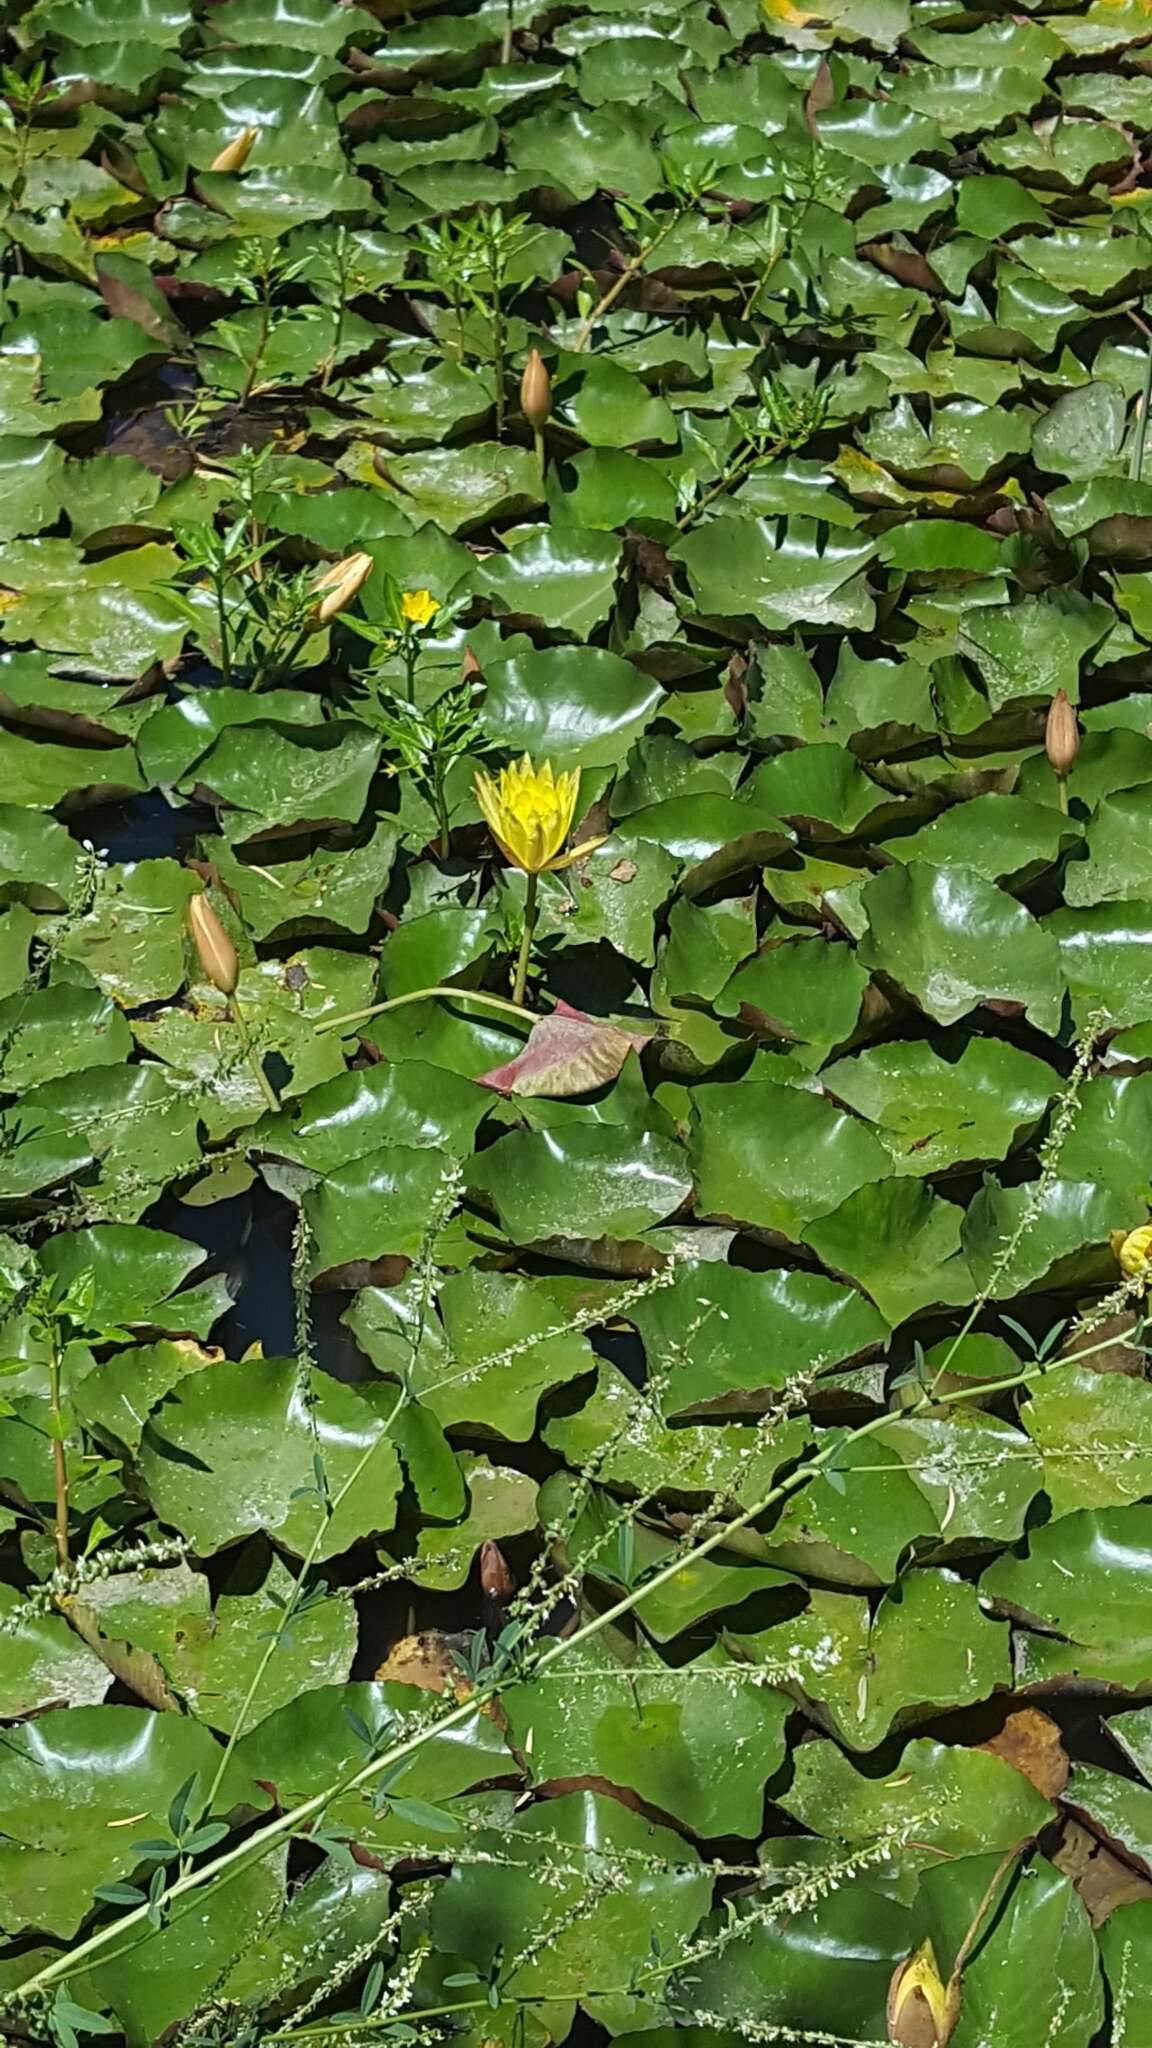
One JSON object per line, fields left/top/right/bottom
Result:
{"left": 1045, "top": 689, "right": 1080, "bottom": 778}
{"left": 887, "top": 1941, "right": 956, "bottom": 2048}
{"left": 520, "top": 348, "right": 551, "bottom": 430}
{"left": 209, "top": 127, "right": 258, "bottom": 173}
{"left": 312, "top": 551, "right": 373, "bottom": 626}
{"left": 480, "top": 1540, "right": 514, "bottom": 1604}
{"left": 188, "top": 893, "right": 238, "bottom": 995}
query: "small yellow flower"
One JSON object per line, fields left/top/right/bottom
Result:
{"left": 401, "top": 589, "right": 440, "bottom": 629}
{"left": 474, "top": 755, "right": 605, "bottom": 875}
{"left": 887, "top": 1940, "right": 953, "bottom": 2046}
{"left": 1115, "top": 1223, "right": 1152, "bottom": 1279}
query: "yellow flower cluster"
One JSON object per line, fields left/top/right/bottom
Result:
{"left": 473, "top": 755, "right": 604, "bottom": 875}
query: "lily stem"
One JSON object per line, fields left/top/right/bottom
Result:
{"left": 1057, "top": 772, "right": 1070, "bottom": 816}
{"left": 232, "top": 993, "right": 281, "bottom": 1112}
{"left": 512, "top": 870, "right": 538, "bottom": 1007}
{"left": 315, "top": 985, "right": 538, "bottom": 1036}
{"left": 47, "top": 1341, "right": 69, "bottom": 1568}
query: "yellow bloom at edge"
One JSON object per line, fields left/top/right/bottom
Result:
{"left": 474, "top": 755, "right": 605, "bottom": 875}
{"left": 401, "top": 589, "right": 440, "bottom": 628}
{"left": 1115, "top": 1223, "right": 1152, "bottom": 1279}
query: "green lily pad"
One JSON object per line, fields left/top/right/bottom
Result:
{"left": 1051, "top": 905, "right": 1152, "bottom": 1030}
{"left": 303, "top": 1143, "right": 456, "bottom": 1273}
{"left": 138, "top": 1359, "right": 403, "bottom": 1559}
{"left": 408, "top": 1455, "right": 538, "bottom": 1589}
{"left": 481, "top": 645, "right": 663, "bottom": 770}
{"left": 732, "top": 1570, "right": 1011, "bottom": 1749}
{"left": 431, "top": 1791, "right": 712, "bottom": 2029}
{"left": 0, "top": 1705, "right": 222, "bottom": 1937}
{"left": 690, "top": 1076, "right": 891, "bottom": 1240}
{"left": 503, "top": 1630, "right": 791, "bottom": 1837}
{"left": 672, "top": 516, "right": 877, "bottom": 632}
{"left": 805, "top": 1178, "right": 974, "bottom": 1323}
{"left": 889, "top": 795, "right": 1073, "bottom": 884}
{"left": 474, "top": 527, "right": 621, "bottom": 639}
{"left": 983, "top": 1506, "right": 1152, "bottom": 1688}
{"left": 469, "top": 1125, "right": 692, "bottom": 1243}
{"left": 629, "top": 1259, "right": 888, "bottom": 1412}
{"left": 1024, "top": 1367, "right": 1152, "bottom": 1519}
{"left": 781, "top": 1735, "right": 1052, "bottom": 1862}
{"left": 962, "top": 1177, "right": 1129, "bottom": 1297}
{"left": 72, "top": 1555, "right": 355, "bottom": 1733}
{"left": 346, "top": 1268, "right": 595, "bottom": 1439}
{"left": 821, "top": 1036, "right": 1056, "bottom": 1175}
{"left": 859, "top": 862, "right": 1064, "bottom": 1032}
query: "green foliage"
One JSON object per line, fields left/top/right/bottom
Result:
{"left": 6, "top": 2, "right": 1152, "bottom": 2045}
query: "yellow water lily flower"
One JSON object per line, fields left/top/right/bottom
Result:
{"left": 887, "top": 1939, "right": 954, "bottom": 2046}
{"left": 401, "top": 589, "right": 440, "bottom": 629}
{"left": 1115, "top": 1223, "right": 1152, "bottom": 1279}
{"left": 474, "top": 755, "right": 604, "bottom": 875}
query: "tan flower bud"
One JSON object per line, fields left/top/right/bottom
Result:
{"left": 480, "top": 1540, "right": 514, "bottom": 1604}
{"left": 520, "top": 347, "right": 551, "bottom": 430}
{"left": 188, "top": 893, "right": 238, "bottom": 995}
{"left": 312, "top": 551, "right": 373, "bottom": 626}
{"left": 461, "top": 644, "right": 483, "bottom": 682}
{"left": 887, "top": 1942, "right": 957, "bottom": 2048}
{"left": 1045, "top": 689, "right": 1080, "bottom": 778}
{"left": 209, "top": 127, "right": 259, "bottom": 173}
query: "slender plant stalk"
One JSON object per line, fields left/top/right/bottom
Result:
{"left": 928, "top": 1007, "right": 1104, "bottom": 1392}
{"left": 572, "top": 213, "right": 684, "bottom": 354}
{"left": 675, "top": 435, "right": 785, "bottom": 532}
{"left": 1056, "top": 772, "right": 1070, "bottom": 816}
{"left": 433, "top": 767, "right": 452, "bottom": 861}
{"left": 512, "top": 870, "right": 538, "bottom": 1006}
{"left": 1131, "top": 312, "right": 1152, "bottom": 484}
{"left": 240, "top": 278, "right": 272, "bottom": 407}
{"left": 214, "top": 566, "right": 233, "bottom": 686}
{"left": 202, "top": 1374, "right": 411, "bottom": 1822}
{"left": 315, "top": 984, "right": 537, "bottom": 1035}
{"left": 946, "top": 1839, "right": 1028, "bottom": 1998}
{"left": 491, "top": 274, "right": 507, "bottom": 437}
{"left": 8, "top": 1329, "right": 1129, "bottom": 2008}
{"left": 231, "top": 992, "right": 281, "bottom": 1112}
{"left": 500, "top": 0, "right": 514, "bottom": 62}
{"left": 251, "top": 620, "right": 312, "bottom": 693}
{"left": 533, "top": 423, "right": 546, "bottom": 481}
{"left": 47, "top": 1340, "right": 69, "bottom": 1568}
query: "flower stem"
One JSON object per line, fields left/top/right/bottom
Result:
{"left": 232, "top": 993, "right": 281, "bottom": 1112}
{"left": 314, "top": 985, "right": 537, "bottom": 1036}
{"left": 47, "top": 1342, "right": 69, "bottom": 1568}
{"left": 572, "top": 212, "right": 683, "bottom": 354}
{"left": 1057, "top": 772, "right": 1070, "bottom": 816}
{"left": 433, "top": 765, "right": 452, "bottom": 860}
{"left": 512, "top": 870, "right": 538, "bottom": 1007}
